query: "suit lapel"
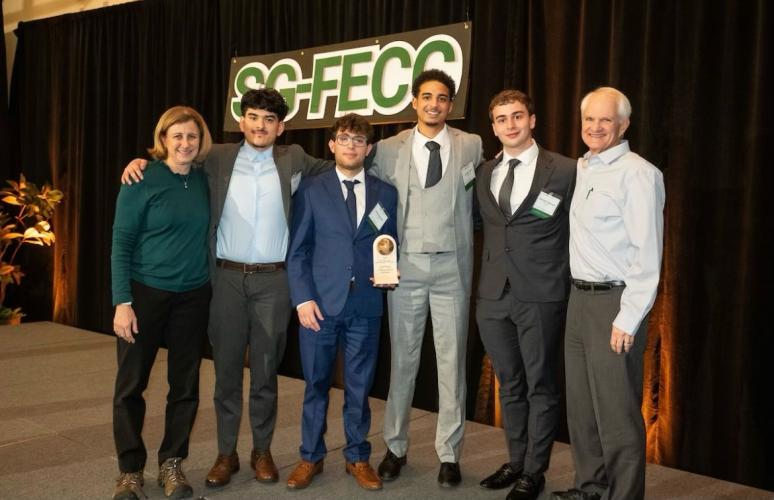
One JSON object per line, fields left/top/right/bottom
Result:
{"left": 395, "top": 132, "right": 412, "bottom": 222}
{"left": 448, "top": 127, "right": 461, "bottom": 209}
{"left": 512, "top": 148, "right": 555, "bottom": 219}
{"left": 273, "top": 145, "right": 292, "bottom": 218}
{"left": 357, "top": 175, "right": 379, "bottom": 238}
{"left": 322, "top": 170, "right": 354, "bottom": 236}
{"left": 481, "top": 158, "right": 506, "bottom": 221}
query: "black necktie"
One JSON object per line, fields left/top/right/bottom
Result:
{"left": 343, "top": 180, "right": 360, "bottom": 232}
{"left": 425, "top": 141, "right": 442, "bottom": 187}
{"left": 498, "top": 158, "right": 521, "bottom": 217}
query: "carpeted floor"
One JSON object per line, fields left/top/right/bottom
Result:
{"left": 1, "top": 322, "right": 771, "bottom": 499}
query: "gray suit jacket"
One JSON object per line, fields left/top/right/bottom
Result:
{"left": 204, "top": 142, "right": 332, "bottom": 272}
{"left": 476, "top": 146, "right": 576, "bottom": 302}
{"left": 369, "top": 126, "right": 483, "bottom": 294}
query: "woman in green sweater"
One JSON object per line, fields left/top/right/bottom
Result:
{"left": 111, "top": 106, "right": 212, "bottom": 500}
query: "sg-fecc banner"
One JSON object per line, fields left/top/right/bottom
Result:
{"left": 223, "top": 22, "right": 472, "bottom": 131}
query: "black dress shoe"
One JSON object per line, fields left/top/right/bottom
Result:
{"left": 480, "top": 463, "right": 522, "bottom": 489}
{"left": 507, "top": 474, "right": 545, "bottom": 500}
{"left": 550, "top": 489, "right": 601, "bottom": 500}
{"left": 437, "top": 462, "right": 461, "bottom": 487}
{"left": 377, "top": 450, "right": 406, "bottom": 481}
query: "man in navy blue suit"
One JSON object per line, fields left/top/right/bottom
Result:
{"left": 286, "top": 113, "right": 398, "bottom": 491}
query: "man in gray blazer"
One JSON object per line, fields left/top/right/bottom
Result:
{"left": 121, "top": 89, "right": 331, "bottom": 489}
{"left": 475, "top": 90, "right": 575, "bottom": 500}
{"left": 370, "top": 69, "right": 483, "bottom": 487}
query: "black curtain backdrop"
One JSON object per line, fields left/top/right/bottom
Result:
{"left": 7, "top": 0, "right": 773, "bottom": 491}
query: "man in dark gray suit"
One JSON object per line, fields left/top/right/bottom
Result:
{"left": 122, "top": 89, "right": 331, "bottom": 489}
{"left": 475, "top": 90, "right": 575, "bottom": 500}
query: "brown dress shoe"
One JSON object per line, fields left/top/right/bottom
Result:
{"left": 286, "top": 459, "right": 324, "bottom": 489}
{"left": 250, "top": 449, "right": 279, "bottom": 483}
{"left": 346, "top": 461, "right": 383, "bottom": 490}
{"left": 205, "top": 453, "right": 239, "bottom": 488}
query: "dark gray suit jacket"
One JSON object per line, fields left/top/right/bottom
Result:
{"left": 476, "top": 147, "right": 576, "bottom": 302}
{"left": 203, "top": 142, "right": 332, "bottom": 271}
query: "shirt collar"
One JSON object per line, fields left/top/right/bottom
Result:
{"left": 584, "top": 140, "right": 630, "bottom": 166}
{"left": 414, "top": 124, "right": 450, "bottom": 149}
{"left": 336, "top": 167, "right": 366, "bottom": 185}
{"left": 240, "top": 141, "right": 274, "bottom": 162}
{"left": 502, "top": 139, "right": 539, "bottom": 166}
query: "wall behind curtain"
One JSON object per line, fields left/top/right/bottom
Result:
{"left": 7, "top": 0, "right": 773, "bottom": 491}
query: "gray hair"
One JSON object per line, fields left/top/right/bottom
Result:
{"left": 580, "top": 87, "right": 632, "bottom": 120}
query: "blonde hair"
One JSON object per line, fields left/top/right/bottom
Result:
{"left": 147, "top": 106, "right": 212, "bottom": 161}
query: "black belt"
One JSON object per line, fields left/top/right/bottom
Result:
{"left": 216, "top": 258, "right": 285, "bottom": 274}
{"left": 571, "top": 279, "right": 625, "bottom": 291}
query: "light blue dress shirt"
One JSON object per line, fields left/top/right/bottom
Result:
{"left": 216, "top": 143, "right": 288, "bottom": 263}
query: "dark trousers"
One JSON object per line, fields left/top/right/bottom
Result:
{"left": 477, "top": 290, "right": 565, "bottom": 476}
{"left": 113, "top": 280, "right": 211, "bottom": 473}
{"left": 565, "top": 286, "right": 648, "bottom": 500}
{"left": 208, "top": 266, "right": 291, "bottom": 454}
{"left": 298, "top": 299, "right": 381, "bottom": 463}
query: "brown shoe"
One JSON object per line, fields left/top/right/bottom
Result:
{"left": 346, "top": 461, "right": 383, "bottom": 490}
{"left": 157, "top": 457, "right": 193, "bottom": 498}
{"left": 205, "top": 453, "right": 239, "bottom": 488}
{"left": 112, "top": 471, "right": 146, "bottom": 500}
{"left": 251, "top": 449, "right": 279, "bottom": 483}
{"left": 286, "top": 459, "right": 324, "bottom": 489}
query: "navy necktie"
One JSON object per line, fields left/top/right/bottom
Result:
{"left": 343, "top": 180, "right": 360, "bottom": 232}
{"left": 498, "top": 158, "right": 521, "bottom": 217}
{"left": 425, "top": 141, "right": 442, "bottom": 187}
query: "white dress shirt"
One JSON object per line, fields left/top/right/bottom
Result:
{"left": 335, "top": 167, "right": 367, "bottom": 228}
{"left": 489, "top": 140, "right": 539, "bottom": 212}
{"left": 217, "top": 143, "right": 287, "bottom": 263}
{"left": 411, "top": 125, "right": 451, "bottom": 188}
{"left": 569, "top": 140, "right": 665, "bottom": 335}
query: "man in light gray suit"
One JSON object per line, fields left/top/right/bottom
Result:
{"left": 371, "top": 69, "right": 483, "bottom": 487}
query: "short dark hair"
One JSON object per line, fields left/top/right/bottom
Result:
{"left": 329, "top": 113, "right": 374, "bottom": 143}
{"left": 488, "top": 90, "right": 534, "bottom": 121}
{"left": 240, "top": 88, "right": 289, "bottom": 120}
{"left": 411, "top": 69, "right": 457, "bottom": 100}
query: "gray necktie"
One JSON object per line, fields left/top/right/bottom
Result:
{"left": 425, "top": 141, "right": 442, "bottom": 187}
{"left": 498, "top": 158, "right": 521, "bottom": 217}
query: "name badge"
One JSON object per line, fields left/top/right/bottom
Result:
{"left": 461, "top": 162, "right": 476, "bottom": 190}
{"left": 368, "top": 202, "right": 388, "bottom": 230}
{"left": 290, "top": 172, "right": 302, "bottom": 195}
{"left": 530, "top": 191, "right": 561, "bottom": 219}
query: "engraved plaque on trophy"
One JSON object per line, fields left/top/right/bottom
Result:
{"left": 373, "top": 235, "right": 398, "bottom": 285}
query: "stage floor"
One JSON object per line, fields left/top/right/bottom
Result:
{"left": 1, "top": 322, "right": 770, "bottom": 499}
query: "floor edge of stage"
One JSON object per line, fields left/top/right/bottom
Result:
{"left": 0, "top": 322, "right": 770, "bottom": 499}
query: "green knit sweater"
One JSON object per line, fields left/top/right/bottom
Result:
{"left": 111, "top": 160, "right": 209, "bottom": 305}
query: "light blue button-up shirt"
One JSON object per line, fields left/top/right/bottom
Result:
{"left": 216, "top": 143, "right": 288, "bottom": 263}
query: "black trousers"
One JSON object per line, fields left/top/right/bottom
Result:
{"left": 477, "top": 289, "right": 566, "bottom": 476}
{"left": 113, "top": 280, "right": 211, "bottom": 473}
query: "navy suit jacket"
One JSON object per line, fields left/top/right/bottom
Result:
{"left": 287, "top": 169, "right": 398, "bottom": 317}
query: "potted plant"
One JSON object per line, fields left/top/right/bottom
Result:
{"left": 0, "top": 174, "right": 63, "bottom": 324}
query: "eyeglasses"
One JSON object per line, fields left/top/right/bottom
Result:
{"left": 335, "top": 134, "right": 368, "bottom": 147}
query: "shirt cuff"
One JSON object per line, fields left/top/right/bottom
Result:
{"left": 296, "top": 300, "right": 314, "bottom": 310}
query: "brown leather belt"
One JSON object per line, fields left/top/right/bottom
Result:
{"left": 216, "top": 258, "right": 285, "bottom": 274}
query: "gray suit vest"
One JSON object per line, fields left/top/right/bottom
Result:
{"left": 402, "top": 157, "right": 456, "bottom": 253}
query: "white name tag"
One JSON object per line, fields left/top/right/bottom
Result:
{"left": 290, "top": 172, "right": 302, "bottom": 195}
{"left": 368, "top": 202, "right": 388, "bottom": 230}
{"left": 530, "top": 191, "right": 561, "bottom": 219}
{"left": 461, "top": 162, "right": 476, "bottom": 190}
